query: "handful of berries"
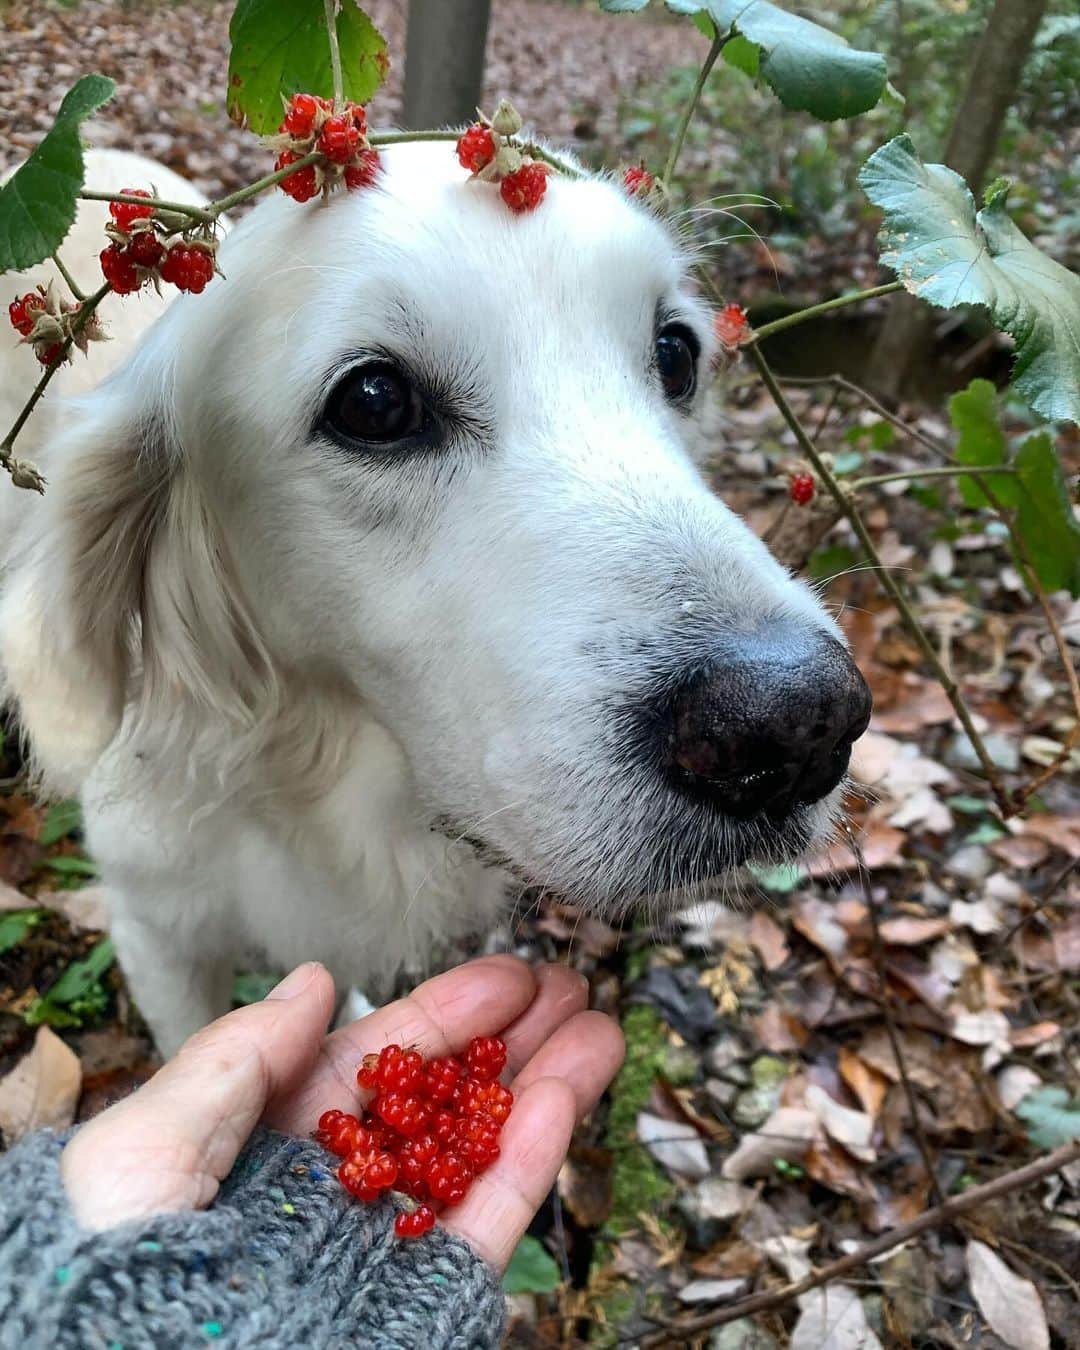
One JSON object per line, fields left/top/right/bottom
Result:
{"left": 314, "top": 1034, "right": 512, "bottom": 1239}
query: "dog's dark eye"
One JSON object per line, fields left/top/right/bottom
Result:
{"left": 323, "top": 362, "right": 429, "bottom": 445}
{"left": 656, "top": 327, "right": 698, "bottom": 402}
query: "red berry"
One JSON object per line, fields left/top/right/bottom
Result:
{"left": 714, "top": 303, "right": 750, "bottom": 351}
{"left": 457, "top": 123, "right": 496, "bottom": 174}
{"left": 347, "top": 101, "right": 368, "bottom": 137}
{"left": 126, "top": 230, "right": 165, "bottom": 269}
{"left": 375, "top": 1090, "right": 431, "bottom": 1137}
{"left": 36, "top": 341, "right": 64, "bottom": 367}
{"left": 789, "top": 472, "right": 815, "bottom": 506}
{"left": 455, "top": 1079, "right": 513, "bottom": 1125}
{"left": 624, "top": 165, "right": 655, "bottom": 197}
{"left": 464, "top": 1036, "right": 506, "bottom": 1083}
{"left": 425, "top": 1151, "right": 474, "bottom": 1205}
{"left": 99, "top": 243, "right": 141, "bottom": 295}
{"left": 449, "top": 1112, "right": 501, "bottom": 1172}
{"left": 499, "top": 162, "right": 548, "bottom": 214}
{"left": 424, "top": 1056, "right": 463, "bottom": 1103}
{"left": 395, "top": 1204, "right": 436, "bottom": 1238}
{"left": 276, "top": 151, "right": 320, "bottom": 203}
{"left": 396, "top": 1133, "right": 439, "bottom": 1193}
{"left": 318, "top": 113, "right": 361, "bottom": 164}
{"left": 431, "top": 1107, "right": 457, "bottom": 1142}
{"left": 380, "top": 1048, "right": 424, "bottom": 1093}
{"left": 8, "top": 293, "right": 42, "bottom": 337}
{"left": 314, "top": 1109, "right": 376, "bottom": 1157}
{"left": 344, "top": 148, "right": 381, "bottom": 191}
{"left": 281, "top": 92, "right": 324, "bottom": 138}
{"left": 109, "top": 188, "right": 154, "bottom": 231}
{"left": 160, "top": 244, "right": 215, "bottom": 295}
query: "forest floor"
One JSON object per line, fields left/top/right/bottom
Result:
{"left": 1, "top": 3, "right": 1078, "bottom": 1348}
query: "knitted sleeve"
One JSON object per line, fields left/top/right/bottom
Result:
{"left": 0, "top": 1125, "right": 507, "bottom": 1350}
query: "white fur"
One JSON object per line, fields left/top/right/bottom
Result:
{"left": 1, "top": 145, "right": 840, "bottom": 1053}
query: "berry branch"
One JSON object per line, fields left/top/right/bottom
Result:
{"left": 747, "top": 281, "right": 905, "bottom": 344}
{"left": 51, "top": 252, "right": 87, "bottom": 303}
{"left": 323, "top": 0, "right": 346, "bottom": 110}
{"left": 638, "top": 1136, "right": 1080, "bottom": 1347}
{"left": 663, "top": 30, "right": 728, "bottom": 186}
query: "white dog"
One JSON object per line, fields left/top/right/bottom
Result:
{"left": 0, "top": 144, "right": 869, "bottom": 1054}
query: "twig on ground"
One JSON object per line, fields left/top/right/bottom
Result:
{"left": 638, "top": 1137, "right": 1080, "bottom": 1346}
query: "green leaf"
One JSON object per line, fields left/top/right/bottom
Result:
{"left": 39, "top": 799, "right": 83, "bottom": 847}
{"left": 46, "top": 936, "right": 115, "bottom": 1003}
{"left": 39, "top": 854, "right": 99, "bottom": 878}
{"left": 665, "top": 0, "right": 887, "bottom": 120}
{"left": 808, "top": 543, "right": 857, "bottom": 580}
{"left": 502, "top": 1236, "right": 561, "bottom": 1294}
{"left": 747, "top": 861, "right": 805, "bottom": 893}
{"left": 1014, "top": 431, "right": 1080, "bottom": 597}
{"left": 227, "top": 0, "right": 388, "bottom": 135}
{"left": 233, "top": 971, "right": 283, "bottom": 1005}
{"left": 1015, "top": 1085, "right": 1080, "bottom": 1149}
{"left": 948, "top": 380, "right": 1017, "bottom": 509}
{"left": 0, "top": 74, "right": 116, "bottom": 273}
{"left": 0, "top": 908, "right": 44, "bottom": 955}
{"left": 25, "top": 936, "right": 115, "bottom": 1027}
{"left": 860, "top": 136, "right": 1080, "bottom": 424}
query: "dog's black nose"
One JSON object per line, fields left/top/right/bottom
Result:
{"left": 663, "top": 625, "right": 871, "bottom": 819}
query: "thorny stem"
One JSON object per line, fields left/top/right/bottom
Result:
{"left": 663, "top": 30, "right": 727, "bottom": 186}
{"left": 748, "top": 281, "right": 904, "bottom": 344}
{"left": 747, "top": 342, "right": 1015, "bottom": 815}
{"left": 0, "top": 281, "right": 112, "bottom": 482}
{"left": 849, "top": 822, "right": 945, "bottom": 1207}
{"left": 324, "top": 0, "right": 345, "bottom": 109}
{"left": 79, "top": 189, "right": 216, "bottom": 224}
{"left": 852, "top": 463, "right": 1017, "bottom": 490}
{"left": 51, "top": 251, "right": 87, "bottom": 303}
{"left": 639, "top": 1137, "right": 1080, "bottom": 1346}
{"left": 209, "top": 152, "right": 322, "bottom": 215}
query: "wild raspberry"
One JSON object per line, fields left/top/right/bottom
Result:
{"left": 276, "top": 151, "right": 320, "bottom": 203}
{"left": 109, "top": 188, "right": 154, "bottom": 231}
{"left": 314, "top": 1109, "right": 376, "bottom": 1157}
{"left": 431, "top": 1107, "right": 457, "bottom": 1142}
{"left": 36, "top": 342, "right": 64, "bottom": 367}
{"left": 714, "top": 303, "right": 750, "bottom": 350}
{"left": 318, "top": 113, "right": 361, "bottom": 164}
{"left": 464, "top": 1036, "right": 506, "bottom": 1083}
{"left": 160, "top": 244, "right": 215, "bottom": 294}
{"left": 9, "top": 293, "right": 43, "bottom": 337}
{"left": 281, "top": 92, "right": 326, "bottom": 138}
{"left": 395, "top": 1204, "right": 436, "bottom": 1238}
{"left": 126, "top": 231, "right": 166, "bottom": 269}
{"left": 396, "top": 1133, "right": 439, "bottom": 1193}
{"left": 100, "top": 243, "right": 141, "bottom": 295}
{"left": 455, "top": 1079, "right": 513, "bottom": 1125}
{"left": 500, "top": 162, "right": 548, "bottom": 214}
{"left": 789, "top": 472, "right": 815, "bottom": 506}
{"left": 375, "top": 1090, "right": 431, "bottom": 1137}
{"left": 457, "top": 123, "right": 496, "bottom": 174}
{"left": 624, "top": 165, "right": 655, "bottom": 197}
{"left": 358, "top": 1044, "right": 418, "bottom": 1092}
{"left": 424, "top": 1056, "right": 463, "bottom": 1104}
{"left": 426, "top": 1151, "right": 474, "bottom": 1205}
{"left": 344, "top": 148, "right": 380, "bottom": 191}
{"left": 449, "top": 1112, "right": 501, "bottom": 1172}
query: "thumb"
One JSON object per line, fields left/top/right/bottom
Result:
{"left": 62, "top": 962, "right": 335, "bottom": 1229}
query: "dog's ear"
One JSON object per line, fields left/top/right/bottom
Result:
{"left": 0, "top": 375, "right": 277, "bottom": 796}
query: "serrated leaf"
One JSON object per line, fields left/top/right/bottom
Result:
{"left": 39, "top": 799, "right": 83, "bottom": 847}
{"left": 949, "top": 379, "right": 1017, "bottom": 509}
{"left": 860, "top": 136, "right": 1080, "bottom": 424}
{"left": 1015, "top": 1085, "right": 1080, "bottom": 1148}
{"left": 1014, "top": 431, "right": 1080, "bottom": 597}
{"left": 227, "top": 0, "right": 388, "bottom": 135}
{"left": 666, "top": 0, "right": 887, "bottom": 120}
{"left": 502, "top": 1236, "right": 561, "bottom": 1294}
{"left": 0, "top": 74, "right": 116, "bottom": 273}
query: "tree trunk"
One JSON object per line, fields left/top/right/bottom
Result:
{"left": 402, "top": 0, "right": 492, "bottom": 130}
{"left": 865, "top": 0, "right": 1049, "bottom": 402}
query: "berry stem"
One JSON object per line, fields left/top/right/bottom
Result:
{"left": 209, "top": 152, "right": 323, "bottom": 215}
{"left": 79, "top": 189, "right": 215, "bottom": 224}
{"left": 0, "top": 280, "right": 112, "bottom": 487}
{"left": 747, "top": 282, "right": 905, "bottom": 345}
{"left": 663, "top": 29, "right": 727, "bottom": 187}
{"left": 51, "top": 251, "right": 88, "bottom": 303}
{"left": 851, "top": 463, "right": 1017, "bottom": 490}
{"left": 324, "top": 0, "right": 345, "bottom": 111}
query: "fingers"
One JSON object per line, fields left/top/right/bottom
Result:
{"left": 500, "top": 964, "right": 590, "bottom": 1076}
{"left": 441, "top": 1009, "right": 625, "bottom": 1271}
{"left": 266, "top": 955, "right": 539, "bottom": 1134}
{"left": 62, "top": 962, "right": 335, "bottom": 1229}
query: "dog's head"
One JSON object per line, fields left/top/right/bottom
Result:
{"left": 6, "top": 142, "right": 869, "bottom": 909}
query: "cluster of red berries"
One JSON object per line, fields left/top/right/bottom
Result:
{"left": 455, "top": 102, "right": 550, "bottom": 214}
{"left": 714, "top": 302, "right": 751, "bottom": 352}
{"left": 8, "top": 284, "right": 103, "bottom": 368}
{"left": 789, "top": 471, "right": 816, "bottom": 505}
{"left": 315, "top": 1035, "right": 512, "bottom": 1239}
{"left": 100, "top": 189, "right": 216, "bottom": 296}
{"left": 272, "top": 93, "right": 380, "bottom": 203}
{"left": 623, "top": 164, "right": 656, "bottom": 199}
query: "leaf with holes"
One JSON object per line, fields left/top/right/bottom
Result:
{"left": 227, "top": 0, "right": 388, "bottom": 135}
{"left": 0, "top": 74, "right": 116, "bottom": 273}
{"left": 600, "top": 1, "right": 887, "bottom": 120}
{"left": 860, "top": 136, "right": 1080, "bottom": 424}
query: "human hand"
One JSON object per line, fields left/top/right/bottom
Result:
{"left": 61, "top": 956, "right": 624, "bottom": 1271}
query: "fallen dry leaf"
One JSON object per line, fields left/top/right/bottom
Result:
{"left": 0, "top": 880, "right": 33, "bottom": 912}
{"left": 0, "top": 1026, "right": 82, "bottom": 1144}
{"left": 806, "top": 821, "right": 907, "bottom": 877}
{"left": 721, "top": 1106, "right": 818, "bottom": 1181}
{"left": 749, "top": 910, "right": 789, "bottom": 971}
{"left": 791, "top": 1284, "right": 883, "bottom": 1350}
{"left": 805, "top": 1083, "right": 876, "bottom": 1162}
{"left": 871, "top": 676, "right": 954, "bottom": 733}
{"left": 838, "top": 1046, "right": 889, "bottom": 1119}
{"left": 996, "top": 1064, "right": 1042, "bottom": 1110}
{"left": 990, "top": 835, "right": 1051, "bottom": 869}
{"left": 965, "top": 1239, "right": 1050, "bottom": 1350}
{"left": 637, "top": 1112, "right": 710, "bottom": 1179}
{"left": 879, "top": 915, "right": 951, "bottom": 946}
{"left": 38, "top": 885, "right": 111, "bottom": 932}
{"left": 1017, "top": 814, "right": 1080, "bottom": 859}
{"left": 752, "top": 1003, "right": 809, "bottom": 1053}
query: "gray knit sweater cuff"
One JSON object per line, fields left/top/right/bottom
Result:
{"left": 0, "top": 1125, "right": 506, "bottom": 1349}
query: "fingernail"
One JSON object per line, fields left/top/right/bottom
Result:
{"left": 266, "top": 962, "right": 319, "bottom": 1001}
